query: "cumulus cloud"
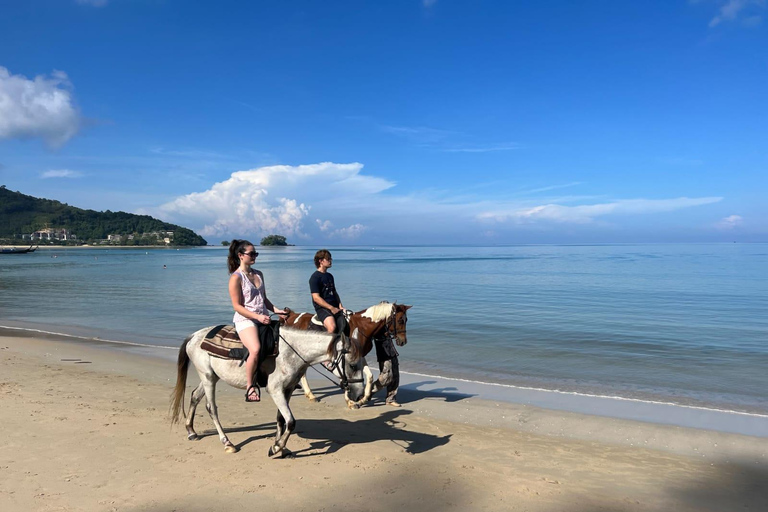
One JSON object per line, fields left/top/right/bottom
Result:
{"left": 156, "top": 162, "right": 394, "bottom": 239}
{"left": 330, "top": 223, "right": 367, "bottom": 239}
{"left": 316, "top": 219, "right": 333, "bottom": 232}
{"left": 40, "top": 169, "right": 84, "bottom": 179}
{"left": 0, "top": 67, "right": 80, "bottom": 147}
{"left": 478, "top": 197, "right": 723, "bottom": 224}
{"left": 151, "top": 161, "right": 726, "bottom": 243}
{"left": 715, "top": 214, "right": 744, "bottom": 230}
{"left": 709, "top": 0, "right": 764, "bottom": 27}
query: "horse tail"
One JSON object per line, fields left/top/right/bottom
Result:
{"left": 169, "top": 335, "right": 192, "bottom": 425}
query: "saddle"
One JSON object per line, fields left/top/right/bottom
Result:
{"left": 200, "top": 321, "right": 280, "bottom": 362}
{"left": 309, "top": 311, "right": 350, "bottom": 337}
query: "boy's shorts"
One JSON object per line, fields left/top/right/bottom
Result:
{"left": 315, "top": 307, "right": 342, "bottom": 323}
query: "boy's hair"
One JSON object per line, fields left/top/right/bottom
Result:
{"left": 314, "top": 249, "right": 332, "bottom": 268}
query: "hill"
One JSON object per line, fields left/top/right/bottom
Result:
{"left": 0, "top": 186, "right": 207, "bottom": 246}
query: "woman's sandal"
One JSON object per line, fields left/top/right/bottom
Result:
{"left": 245, "top": 385, "right": 261, "bottom": 403}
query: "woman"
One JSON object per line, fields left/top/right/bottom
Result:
{"left": 228, "top": 239, "right": 286, "bottom": 402}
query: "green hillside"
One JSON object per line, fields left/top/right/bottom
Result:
{"left": 0, "top": 186, "right": 207, "bottom": 246}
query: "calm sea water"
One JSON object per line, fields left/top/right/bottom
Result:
{"left": 1, "top": 244, "right": 766, "bottom": 414}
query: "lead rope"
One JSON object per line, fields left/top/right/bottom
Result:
{"left": 271, "top": 313, "right": 349, "bottom": 391}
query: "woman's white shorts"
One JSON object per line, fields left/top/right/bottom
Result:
{"left": 235, "top": 320, "right": 257, "bottom": 334}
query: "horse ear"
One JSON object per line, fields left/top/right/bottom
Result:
{"left": 404, "top": 305, "right": 412, "bottom": 310}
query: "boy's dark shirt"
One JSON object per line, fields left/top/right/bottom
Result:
{"left": 309, "top": 270, "right": 340, "bottom": 312}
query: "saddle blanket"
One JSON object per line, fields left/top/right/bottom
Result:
{"left": 200, "top": 323, "right": 279, "bottom": 360}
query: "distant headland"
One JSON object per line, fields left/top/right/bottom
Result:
{"left": 0, "top": 186, "right": 207, "bottom": 247}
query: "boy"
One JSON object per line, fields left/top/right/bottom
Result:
{"left": 309, "top": 249, "right": 345, "bottom": 334}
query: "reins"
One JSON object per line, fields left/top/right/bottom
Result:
{"left": 272, "top": 314, "right": 361, "bottom": 392}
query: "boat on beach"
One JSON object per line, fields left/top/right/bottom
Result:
{"left": 0, "top": 245, "right": 38, "bottom": 254}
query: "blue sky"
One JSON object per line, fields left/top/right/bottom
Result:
{"left": 1, "top": 0, "right": 766, "bottom": 244}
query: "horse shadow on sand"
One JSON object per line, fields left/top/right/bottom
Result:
{"left": 193, "top": 408, "right": 451, "bottom": 457}
{"left": 285, "top": 409, "right": 452, "bottom": 458}
{"left": 301, "top": 378, "right": 475, "bottom": 406}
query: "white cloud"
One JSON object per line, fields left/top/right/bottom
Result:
{"left": 709, "top": 0, "right": 765, "bottom": 27}
{"left": 76, "top": 0, "right": 108, "bottom": 6}
{"left": 155, "top": 162, "right": 394, "bottom": 239}
{"left": 330, "top": 223, "right": 367, "bottom": 239}
{"left": 0, "top": 67, "right": 80, "bottom": 147}
{"left": 40, "top": 169, "right": 84, "bottom": 179}
{"left": 151, "top": 161, "right": 726, "bottom": 243}
{"left": 715, "top": 214, "right": 744, "bottom": 230}
{"left": 478, "top": 197, "right": 723, "bottom": 224}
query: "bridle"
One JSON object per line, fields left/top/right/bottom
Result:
{"left": 324, "top": 341, "right": 365, "bottom": 390}
{"left": 382, "top": 309, "right": 405, "bottom": 346}
{"left": 277, "top": 324, "right": 363, "bottom": 392}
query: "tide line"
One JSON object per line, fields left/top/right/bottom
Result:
{"left": 0, "top": 325, "right": 177, "bottom": 351}
{"left": 5, "top": 323, "right": 767, "bottom": 420}
{"left": 400, "top": 370, "right": 768, "bottom": 419}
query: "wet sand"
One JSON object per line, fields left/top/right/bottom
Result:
{"left": 1, "top": 332, "right": 766, "bottom": 512}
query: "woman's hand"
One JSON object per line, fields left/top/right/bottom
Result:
{"left": 255, "top": 314, "right": 271, "bottom": 324}
{"left": 273, "top": 308, "right": 287, "bottom": 316}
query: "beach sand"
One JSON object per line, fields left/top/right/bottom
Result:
{"left": 1, "top": 332, "right": 766, "bottom": 512}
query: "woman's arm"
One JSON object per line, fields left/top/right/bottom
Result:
{"left": 228, "top": 273, "right": 270, "bottom": 323}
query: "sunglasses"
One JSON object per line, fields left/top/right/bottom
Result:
{"left": 242, "top": 251, "right": 259, "bottom": 257}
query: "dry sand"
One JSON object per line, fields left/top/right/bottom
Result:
{"left": 1, "top": 332, "right": 766, "bottom": 512}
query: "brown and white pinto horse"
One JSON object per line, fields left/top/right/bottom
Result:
{"left": 281, "top": 301, "right": 411, "bottom": 406}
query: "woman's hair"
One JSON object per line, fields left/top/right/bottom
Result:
{"left": 228, "top": 239, "right": 253, "bottom": 273}
{"left": 314, "top": 249, "right": 332, "bottom": 268}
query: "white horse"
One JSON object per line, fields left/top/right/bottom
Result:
{"left": 170, "top": 325, "right": 368, "bottom": 457}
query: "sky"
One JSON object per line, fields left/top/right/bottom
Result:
{"left": 0, "top": 0, "right": 766, "bottom": 245}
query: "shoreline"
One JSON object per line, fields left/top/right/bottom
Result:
{"left": 3, "top": 322, "right": 766, "bottom": 439}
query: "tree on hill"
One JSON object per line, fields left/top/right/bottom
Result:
{"left": 0, "top": 187, "right": 207, "bottom": 246}
{"left": 260, "top": 234, "right": 289, "bottom": 246}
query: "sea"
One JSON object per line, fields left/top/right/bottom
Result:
{"left": 1, "top": 244, "right": 767, "bottom": 420}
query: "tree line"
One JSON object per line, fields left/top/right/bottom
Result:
{"left": 0, "top": 186, "right": 207, "bottom": 246}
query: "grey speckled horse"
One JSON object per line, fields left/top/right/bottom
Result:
{"left": 170, "top": 325, "right": 366, "bottom": 458}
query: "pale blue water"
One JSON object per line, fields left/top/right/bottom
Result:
{"left": 1, "top": 244, "right": 766, "bottom": 414}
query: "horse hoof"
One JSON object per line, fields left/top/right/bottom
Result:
{"left": 225, "top": 444, "right": 239, "bottom": 454}
{"left": 268, "top": 446, "right": 283, "bottom": 458}
{"left": 187, "top": 433, "right": 199, "bottom": 441}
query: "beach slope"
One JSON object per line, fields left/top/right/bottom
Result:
{"left": 1, "top": 334, "right": 766, "bottom": 512}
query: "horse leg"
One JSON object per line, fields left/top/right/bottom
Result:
{"left": 358, "top": 363, "right": 374, "bottom": 406}
{"left": 299, "top": 374, "right": 318, "bottom": 402}
{"left": 185, "top": 382, "right": 205, "bottom": 440}
{"left": 202, "top": 377, "right": 238, "bottom": 454}
{"left": 268, "top": 386, "right": 295, "bottom": 458}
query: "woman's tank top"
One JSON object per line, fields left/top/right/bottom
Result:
{"left": 233, "top": 269, "right": 267, "bottom": 323}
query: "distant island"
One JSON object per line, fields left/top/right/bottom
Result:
{"left": 260, "top": 235, "right": 292, "bottom": 246}
{"left": 0, "top": 186, "right": 207, "bottom": 246}
{"left": 220, "top": 235, "right": 293, "bottom": 247}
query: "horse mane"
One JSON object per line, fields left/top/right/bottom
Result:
{"left": 360, "top": 301, "right": 394, "bottom": 322}
{"left": 325, "top": 333, "right": 362, "bottom": 362}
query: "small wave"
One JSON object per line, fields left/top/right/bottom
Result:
{"left": 0, "top": 325, "right": 177, "bottom": 351}
{"left": 400, "top": 370, "right": 768, "bottom": 418}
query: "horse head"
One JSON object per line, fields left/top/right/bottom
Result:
{"left": 327, "top": 334, "right": 368, "bottom": 403}
{"left": 389, "top": 303, "right": 412, "bottom": 346}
